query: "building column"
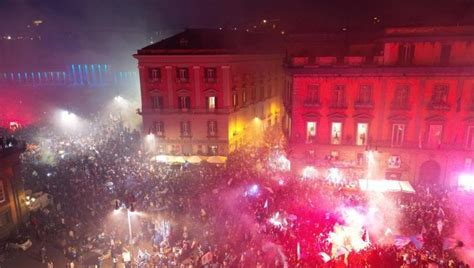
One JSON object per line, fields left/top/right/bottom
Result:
{"left": 376, "top": 78, "right": 387, "bottom": 143}
{"left": 166, "top": 66, "right": 173, "bottom": 107}
{"left": 414, "top": 78, "right": 426, "bottom": 146}
{"left": 193, "top": 66, "right": 201, "bottom": 108}
{"left": 222, "top": 66, "right": 231, "bottom": 107}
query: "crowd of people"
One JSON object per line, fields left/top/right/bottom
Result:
{"left": 3, "top": 115, "right": 470, "bottom": 267}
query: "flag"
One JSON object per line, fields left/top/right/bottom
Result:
{"left": 394, "top": 236, "right": 411, "bottom": 248}
{"left": 409, "top": 235, "right": 423, "bottom": 249}
{"left": 442, "top": 238, "right": 463, "bottom": 250}
{"left": 318, "top": 252, "right": 331, "bottom": 263}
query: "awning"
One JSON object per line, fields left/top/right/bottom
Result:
{"left": 358, "top": 179, "right": 415, "bottom": 193}
{"left": 186, "top": 155, "right": 203, "bottom": 164}
{"left": 206, "top": 156, "right": 227, "bottom": 164}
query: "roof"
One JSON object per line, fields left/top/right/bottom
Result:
{"left": 136, "top": 28, "right": 285, "bottom": 55}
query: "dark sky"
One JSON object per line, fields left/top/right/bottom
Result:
{"left": 1, "top": 0, "right": 473, "bottom": 33}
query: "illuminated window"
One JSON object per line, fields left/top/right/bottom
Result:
{"left": 150, "top": 96, "right": 163, "bottom": 109}
{"left": 427, "top": 124, "right": 443, "bottom": 148}
{"left": 178, "top": 96, "right": 190, "bottom": 110}
{"left": 466, "top": 126, "right": 474, "bottom": 150}
{"left": 176, "top": 68, "right": 189, "bottom": 82}
{"left": 207, "top": 96, "right": 216, "bottom": 111}
{"left": 356, "top": 123, "right": 368, "bottom": 146}
{"left": 208, "top": 145, "right": 218, "bottom": 156}
{"left": 0, "top": 182, "right": 5, "bottom": 203}
{"left": 153, "top": 121, "right": 164, "bottom": 136}
{"left": 205, "top": 68, "right": 216, "bottom": 82}
{"left": 180, "top": 121, "right": 191, "bottom": 136}
{"left": 391, "top": 124, "right": 405, "bottom": 147}
{"left": 306, "top": 122, "right": 317, "bottom": 143}
{"left": 208, "top": 121, "right": 217, "bottom": 137}
{"left": 148, "top": 68, "right": 161, "bottom": 81}
{"left": 331, "top": 122, "right": 342, "bottom": 145}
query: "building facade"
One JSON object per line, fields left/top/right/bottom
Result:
{"left": 134, "top": 29, "right": 285, "bottom": 155}
{"left": 285, "top": 26, "right": 474, "bottom": 187}
{"left": 0, "top": 146, "right": 28, "bottom": 239}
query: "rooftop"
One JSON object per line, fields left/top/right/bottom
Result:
{"left": 136, "top": 28, "right": 285, "bottom": 55}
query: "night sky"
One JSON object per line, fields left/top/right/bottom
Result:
{"left": 1, "top": 0, "right": 473, "bottom": 33}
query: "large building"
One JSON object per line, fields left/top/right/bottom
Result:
{"left": 134, "top": 29, "right": 285, "bottom": 155}
{"left": 285, "top": 26, "right": 474, "bottom": 187}
{"left": 0, "top": 145, "right": 28, "bottom": 239}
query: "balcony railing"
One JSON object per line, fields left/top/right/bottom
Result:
{"left": 303, "top": 100, "right": 321, "bottom": 108}
{"left": 204, "top": 77, "right": 216, "bottom": 83}
{"left": 176, "top": 78, "right": 189, "bottom": 83}
{"left": 390, "top": 102, "right": 411, "bottom": 110}
{"left": 329, "top": 102, "right": 348, "bottom": 109}
{"left": 428, "top": 102, "right": 450, "bottom": 111}
{"left": 354, "top": 102, "right": 374, "bottom": 109}
{"left": 148, "top": 78, "right": 161, "bottom": 83}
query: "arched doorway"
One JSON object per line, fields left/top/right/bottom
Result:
{"left": 418, "top": 160, "right": 441, "bottom": 184}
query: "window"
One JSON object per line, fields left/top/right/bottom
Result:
{"left": 208, "top": 145, "right": 218, "bottom": 156}
{"left": 356, "top": 85, "right": 372, "bottom": 107}
{"left": 150, "top": 96, "right": 163, "bottom": 109}
{"left": 330, "top": 85, "right": 346, "bottom": 108}
{"left": 232, "top": 92, "right": 238, "bottom": 107}
{"left": 178, "top": 96, "right": 191, "bottom": 110}
{"left": 180, "top": 121, "right": 191, "bottom": 136}
{"left": 176, "top": 68, "right": 189, "bottom": 82}
{"left": 306, "top": 121, "right": 317, "bottom": 143}
{"left": 305, "top": 85, "right": 320, "bottom": 104}
{"left": 148, "top": 68, "right": 161, "bottom": 82}
{"left": 440, "top": 44, "right": 451, "bottom": 65}
{"left": 391, "top": 124, "right": 405, "bottom": 147}
{"left": 427, "top": 124, "right": 443, "bottom": 148}
{"left": 466, "top": 126, "right": 474, "bottom": 150}
{"left": 0, "top": 181, "right": 5, "bottom": 203}
{"left": 356, "top": 123, "right": 368, "bottom": 146}
{"left": 207, "top": 96, "right": 216, "bottom": 111}
{"left": 153, "top": 121, "right": 164, "bottom": 136}
{"left": 208, "top": 120, "right": 217, "bottom": 137}
{"left": 331, "top": 122, "right": 342, "bottom": 145}
{"left": 392, "top": 85, "right": 410, "bottom": 110}
{"left": 430, "top": 85, "right": 449, "bottom": 109}
{"left": 398, "top": 44, "right": 414, "bottom": 65}
{"left": 242, "top": 90, "right": 247, "bottom": 104}
{"left": 205, "top": 68, "right": 216, "bottom": 82}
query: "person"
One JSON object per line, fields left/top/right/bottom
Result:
{"left": 40, "top": 246, "right": 47, "bottom": 263}
{"left": 47, "top": 259, "right": 54, "bottom": 268}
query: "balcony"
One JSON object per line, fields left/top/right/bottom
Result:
{"left": 354, "top": 101, "right": 374, "bottom": 109}
{"left": 428, "top": 102, "right": 450, "bottom": 111}
{"left": 390, "top": 102, "right": 411, "bottom": 111}
{"left": 207, "top": 131, "right": 218, "bottom": 138}
{"left": 180, "top": 132, "right": 192, "bottom": 138}
{"left": 303, "top": 100, "right": 321, "bottom": 108}
{"left": 204, "top": 77, "right": 216, "bottom": 84}
{"left": 329, "top": 102, "right": 348, "bottom": 109}
{"left": 148, "top": 78, "right": 161, "bottom": 83}
{"left": 176, "top": 78, "right": 189, "bottom": 83}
